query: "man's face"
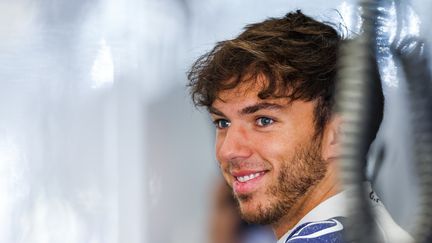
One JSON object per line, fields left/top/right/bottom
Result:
{"left": 210, "top": 80, "right": 328, "bottom": 225}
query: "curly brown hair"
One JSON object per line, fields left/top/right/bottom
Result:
{"left": 188, "top": 10, "right": 343, "bottom": 135}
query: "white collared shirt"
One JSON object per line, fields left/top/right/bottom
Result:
{"left": 277, "top": 184, "right": 413, "bottom": 243}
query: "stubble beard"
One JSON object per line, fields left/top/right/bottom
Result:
{"left": 234, "top": 140, "right": 328, "bottom": 225}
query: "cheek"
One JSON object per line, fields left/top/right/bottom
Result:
{"left": 255, "top": 132, "right": 294, "bottom": 154}
{"left": 215, "top": 134, "right": 231, "bottom": 176}
{"left": 214, "top": 135, "right": 224, "bottom": 162}
{"left": 253, "top": 132, "right": 298, "bottom": 169}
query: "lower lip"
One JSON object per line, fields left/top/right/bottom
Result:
{"left": 233, "top": 172, "right": 267, "bottom": 195}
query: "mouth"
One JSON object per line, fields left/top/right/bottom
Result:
{"left": 231, "top": 170, "right": 268, "bottom": 196}
{"left": 235, "top": 171, "right": 266, "bottom": 182}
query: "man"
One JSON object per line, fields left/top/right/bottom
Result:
{"left": 188, "top": 10, "right": 412, "bottom": 243}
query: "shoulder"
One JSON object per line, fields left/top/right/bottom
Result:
{"left": 286, "top": 217, "right": 346, "bottom": 243}
{"left": 370, "top": 198, "right": 414, "bottom": 243}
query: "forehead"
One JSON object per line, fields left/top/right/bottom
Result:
{"left": 214, "top": 74, "right": 280, "bottom": 104}
{"left": 212, "top": 77, "right": 291, "bottom": 112}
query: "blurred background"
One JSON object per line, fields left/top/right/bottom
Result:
{"left": 0, "top": 0, "right": 431, "bottom": 242}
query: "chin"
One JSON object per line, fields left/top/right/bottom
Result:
{"left": 240, "top": 206, "right": 279, "bottom": 225}
{"left": 237, "top": 195, "right": 281, "bottom": 225}
{"left": 239, "top": 206, "right": 262, "bottom": 224}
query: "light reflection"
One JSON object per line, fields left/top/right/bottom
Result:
{"left": 381, "top": 56, "right": 398, "bottom": 88}
{"left": 338, "top": 2, "right": 355, "bottom": 35}
{"left": 386, "top": 3, "right": 397, "bottom": 45}
{"left": 91, "top": 39, "right": 114, "bottom": 89}
{"left": 405, "top": 7, "right": 420, "bottom": 37}
{"left": 375, "top": 2, "right": 421, "bottom": 89}
{"left": 20, "top": 196, "right": 83, "bottom": 243}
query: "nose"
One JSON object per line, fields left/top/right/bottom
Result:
{"left": 216, "top": 124, "right": 252, "bottom": 163}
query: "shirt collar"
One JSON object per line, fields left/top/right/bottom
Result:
{"left": 276, "top": 190, "right": 349, "bottom": 243}
{"left": 277, "top": 182, "right": 375, "bottom": 243}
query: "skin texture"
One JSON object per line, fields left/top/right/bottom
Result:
{"left": 210, "top": 76, "right": 342, "bottom": 239}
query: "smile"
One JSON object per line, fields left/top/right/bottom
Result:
{"left": 236, "top": 171, "right": 266, "bottom": 182}
{"left": 232, "top": 170, "right": 268, "bottom": 195}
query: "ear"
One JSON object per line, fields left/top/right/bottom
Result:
{"left": 321, "top": 115, "right": 343, "bottom": 161}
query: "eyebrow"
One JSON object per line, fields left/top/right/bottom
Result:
{"left": 208, "top": 106, "right": 225, "bottom": 116}
{"left": 240, "top": 102, "right": 284, "bottom": 115}
{"left": 209, "top": 102, "right": 284, "bottom": 117}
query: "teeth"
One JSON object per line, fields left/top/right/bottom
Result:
{"left": 236, "top": 172, "right": 263, "bottom": 183}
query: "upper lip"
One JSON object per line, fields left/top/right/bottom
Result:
{"left": 230, "top": 169, "right": 268, "bottom": 177}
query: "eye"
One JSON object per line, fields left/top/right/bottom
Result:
{"left": 214, "top": 119, "right": 231, "bottom": 129}
{"left": 256, "top": 117, "right": 274, "bottom": 127}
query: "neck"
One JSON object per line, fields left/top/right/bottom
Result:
{"left": 271, "top": 164, "right": 341, "bottom": 239}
